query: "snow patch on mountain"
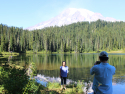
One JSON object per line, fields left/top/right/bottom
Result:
{"left": 26, "top": 8, "right": 118, "bottom": 30}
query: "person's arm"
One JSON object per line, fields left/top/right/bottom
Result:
{"left": 90, "top": 61, "right": 99, "bottom": 75}
{"left": 94, "top": 61, "right": 101, "bottom": 65}
{"left": 112, "top": 66, "right": 116, "bottom": 75}
{"left": 90, "top": 66, "right": 95, "bottom": 75}
{"left": 67, "top": 67, "right": 69, "bottom": 78}
{"left": 60, "top": 67, "right": 61, "bottom": 78}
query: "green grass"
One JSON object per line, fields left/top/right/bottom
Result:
{"left": 25, "top": 49, "right": 125, "bottom": 54}
{"left": 40, "top": 81, "right": 84, "bottom": 94}
{"left": 26, "top": 50, "right": 73, "bottom": 54}
{"left": 1, "top": 49, "right": 125, "bottom": 56}
{"left": 0, "top": 52, "right": 19, "bottom": 57}
{"left": 84, "top": 49, "right": 125, "bottom": 53}
{"left": 26, "top": 50, "right": 52, "bottom": 54}
{"left": 47, "top": 82, "right": 60, "bottom": 89}
{"left": 107, "top": 50, "right": 125, "bottom": 53}
{"left": 83, "top": 51, "right": 97, "bottom": 53}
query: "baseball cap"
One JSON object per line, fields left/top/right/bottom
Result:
{"left": 99, "top": 51, "right": 108, "bottom": 57}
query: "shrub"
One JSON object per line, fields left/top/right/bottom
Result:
{"left": 0, "top": 62, "right": 40, "bottom": 94}
{"left": 75, "top": 80, "right": 84, "bottom": 93}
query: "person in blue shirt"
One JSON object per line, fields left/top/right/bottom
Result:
{"left": 90, "top": 51, "right": 116, "bottom": 94}
{"left": 60, "top": 61, "right": 68, "bottom": 90}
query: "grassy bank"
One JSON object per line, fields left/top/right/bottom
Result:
{"left": 107, "top": 50, "right": 125, "bottom": 53}
{"left": 40, "top": 81, "right": 84, "bottom": 94}
{"left": 22, "top": 49, "right": 125, "bottom": 55}
{"left": 26, "top": 51, "right": 51, "bottom": 54}
{"left": 26, "top": 50, "right": 96, "bottom": 54}
{"left": 0, "top": 49, "right": 123, "bottom": 57}
{"left": 0, "top": 52, "right": 19, "bottom": 56}
{"left": 26, "top": 51, "right": 75, "bottom": 54}
{"left": 84, "top": 49, "right": 125, "bottom": 54}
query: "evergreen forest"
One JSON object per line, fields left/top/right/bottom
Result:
{"left": 1, "top": 19, "right": 125, "bottom": 53}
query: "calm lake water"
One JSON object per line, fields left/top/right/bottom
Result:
{"left": 1, "top": 53, "right": 125, "bottom": 94}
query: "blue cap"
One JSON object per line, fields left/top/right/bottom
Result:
{"left": 99, "top": 51, "right": 108, "bottom": 57}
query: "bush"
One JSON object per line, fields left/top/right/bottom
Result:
{"left": 0, "top": 66, "right": 29, "bottom": 94}
{"left": 30, "top": 62, "right": 37, "bottom": 77}
{"left": 23, "top": 79, "right": 39, "bottom": 94}
{"left": 0, "top": 63, "right": 40, "bottom": 94}
{"left": 75, "top": 80, "right": 84, "bottom": 93}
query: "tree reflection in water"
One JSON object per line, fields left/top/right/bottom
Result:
{"left": 2, "top": 53, "right": 125, "bottom": 94}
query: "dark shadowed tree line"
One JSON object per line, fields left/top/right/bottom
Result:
{"left": 0, "top": 19, "right": 125, "bottom": 53}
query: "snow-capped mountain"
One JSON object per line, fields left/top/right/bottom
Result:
{"left": 26, "top": 8, "right": 118, "bottom": 30}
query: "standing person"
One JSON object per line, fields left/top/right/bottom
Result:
{"left": 60, "top": 61, "right": 68, "bottom": 90}
{"left": 90, "top": 51, "right": 116, "bottom": 94}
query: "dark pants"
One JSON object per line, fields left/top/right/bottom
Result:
{"left": 61, "top": 76, "right": 66, "bottom": 85}
{"left": 94, "top": 92, "right": 96, "bottom": 94}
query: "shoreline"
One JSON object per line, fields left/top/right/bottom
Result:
{"left": 35, "top": 74, "right": 124, "bottom": 94}
{"left": 26, "top": 50, "right": 125, "bottom": 54}
{"left": 35, "top": 74, "right": 93, "bottom": 93}
{"left": 0, "top": 50, "right": 124, "bottom": 57}
{"left": 0, "top": 52, "right": 19, "bottom": 57}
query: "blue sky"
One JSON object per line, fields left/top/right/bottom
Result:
{"left": 0, "top": 0, "right": 125, "bottom": 28}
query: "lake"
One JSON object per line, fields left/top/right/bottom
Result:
{"left": 1, "top": 53, "right": 125, "bottom": 94}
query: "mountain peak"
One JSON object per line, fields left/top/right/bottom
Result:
{"left": 26, "top": 8, "right": 118, "bottom": 30}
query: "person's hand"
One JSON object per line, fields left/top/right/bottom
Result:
{"left": 59, "top": 75, "right": 61, "bottom": 78}
{"left": 94, "top": 61, "right": 101, "bottom": 65}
